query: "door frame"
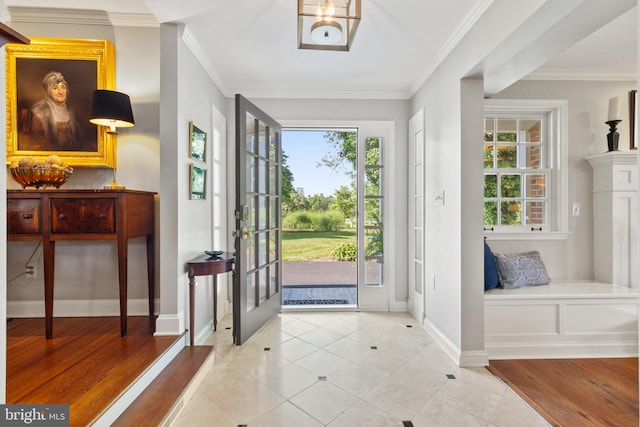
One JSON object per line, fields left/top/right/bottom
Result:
{"left": 280, "top": 119, "right": 396, "bottom": 311}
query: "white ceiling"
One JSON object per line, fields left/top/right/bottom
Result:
{"left": 5, "top": 0, "right": 637, "bottom": 99}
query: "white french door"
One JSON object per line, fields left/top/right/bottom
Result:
{"left": 408, "top": 110, "right": 425, "bottom": 322}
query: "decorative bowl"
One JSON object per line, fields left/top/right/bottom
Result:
{"left": 9, "top": 166, "right": 73, "bottom": 189}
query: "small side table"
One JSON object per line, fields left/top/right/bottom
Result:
{"left": 186, "top": 253, "right": 234, "bottom": 345}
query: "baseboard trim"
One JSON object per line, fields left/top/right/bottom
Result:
{"left": 487, "top": 341, "right": 639, "bottom": 360}
{"left": 7, "top": 298, "right": 158, "bottom": 318}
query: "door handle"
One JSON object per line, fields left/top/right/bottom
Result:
{"left": 233, "top": 226, "right": 250, "bottom": 239}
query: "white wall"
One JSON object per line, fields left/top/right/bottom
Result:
{"left": 489, "top": 80, "right": 637, "bottom": 280}
{"left": 156, "top": 23, "right": 229, "bottom": 341}
{"left": 408, "top": 0, "right": 549, "bottom": 364}
{"left": 408, "top": 0, "right": 636, "bottom": 366}
{"left": 5, "top": 9, "right": 161, "bottom": 319}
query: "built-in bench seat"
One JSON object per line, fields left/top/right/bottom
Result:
{"left": 485, "top": 280, "right": 639, "bottom": 360}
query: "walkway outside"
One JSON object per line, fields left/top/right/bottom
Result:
{"left": 282, "top": 261, "right": 357, "bottom": 306}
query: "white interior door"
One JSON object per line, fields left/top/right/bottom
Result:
{"left": 408, "top": 110, "right": 425, "bottom": 322}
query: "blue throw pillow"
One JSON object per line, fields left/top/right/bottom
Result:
{"left": 484, "top": 241, "right": 500, "bottom": 291}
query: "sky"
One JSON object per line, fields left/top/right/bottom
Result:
{"left": 282, "top": 130, "right": 352, "bottom": 197}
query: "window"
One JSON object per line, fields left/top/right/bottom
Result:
{"left": 484, "top": 100, "right": 569, "bottom": 240}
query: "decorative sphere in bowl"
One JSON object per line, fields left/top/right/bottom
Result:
{"left": 9, "top": 156, "right": 73, "bottom": 189}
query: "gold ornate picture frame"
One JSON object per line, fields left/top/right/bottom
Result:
{"left": 6, "top": 37, "right": 116, "bottom": 167}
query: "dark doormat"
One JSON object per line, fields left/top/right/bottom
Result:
{"left": 283, "top": 299, "right": 350, "bottom": 305}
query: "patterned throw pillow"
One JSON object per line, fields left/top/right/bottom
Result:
{"left": 493, "top": 251, "right": 551, "bottom": 289}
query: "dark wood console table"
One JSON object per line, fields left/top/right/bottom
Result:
{"left": 186, "top": 253, "right": 234, "bottom": 345}
{"left": 7, "top": 189, "right": 156, "bottom": 339}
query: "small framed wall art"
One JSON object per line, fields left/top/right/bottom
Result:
{"left": 190, "top": 164, "right": 206, "bottom": 200}
{"left": 189, "top": 121, "right": 207, "bottom": 161}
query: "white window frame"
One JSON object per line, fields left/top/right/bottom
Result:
{"left": 484, "top": 99, "right": 569, "bottom": 241}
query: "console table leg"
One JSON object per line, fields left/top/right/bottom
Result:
{"left": 213, "top": 276, "right": 218, "bottom": 332}
{"left": 189, "top": 273, "right": 196, "bottom": 346}
{"left": 43, "top": 240, "right": 55, "bottom": 340}
{"left": 117, "top": 234, "right": 128, "bottom": 337}
{"left": 146, "top": 234, "right": 155, "bottom": 318}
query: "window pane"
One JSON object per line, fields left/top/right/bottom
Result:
{"left": 246, "top": 156, "right": 255, "bottom": 192}
{"left": 258, "top": 121, "right": 267, "bottom": 158}
{"left": 525, "top": 201, "right": 546, "bottom": 225}
{"left": 484, "top": 145, "right": 495, "bottom": 168}
{"left": 259, "top": 268, "right": 267, "bottom": 304}
{"left": 365, "top": 258, "right": 382, "bottom": 287}
{"left": 365, "top": 198, "right": 382, "bottom": 225}
{"left": 484, "top": 201, "right": 497, "bottom": 226}
{"left": 365, "top": 167, "right": 382, "bottom": 196}
{"left": 365, "top": 137, "right": 381, "bottom": 165}
{"left": 521, "top": 119, "right": 541, "bottom": 143}
{"left": 484, "top": 118, "right": 494, "bottom": 141}
{"left": 520, "top": 144, "right": 543, "bottom": 169}
{"left": 525, "top": 174, "right": 546, "bottom": 198}
{"left": 501, "top": 201, "right": 522, "bottom": 225}
{"left": 366, "top": 228, "right": 383, "bottom": 258}
{"left": 258, "top": 159, "right": 266, "bottom": 194}
{"left": 497, "top": 146, "right": 517, "bottom": 168}
{"left": 258, "top": 196, "right": 266, "bottom": 230}
{"left": 246, "top": 272, "right": 255, "bottom": 311}
{"left": 501, "top": 174, "right": 521, "bottom": 197}
{"left": 484, "top": 174, "right": 497, "bottom": 198}
{"left": 496, "top": 119, "right": 517, "bottom": 142}
{"left": 245, "top": 113, "right": 255, "bottom": 153}
{"left": 269, "top": 265, "right": 278, "bottom": 297}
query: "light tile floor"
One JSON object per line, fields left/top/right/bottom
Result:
{"left": 171, "top": 312, "right": 550, "bottom": 427}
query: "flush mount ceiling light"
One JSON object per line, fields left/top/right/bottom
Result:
{"left": 298, "top": 0, "right": 360, "bottom": 51}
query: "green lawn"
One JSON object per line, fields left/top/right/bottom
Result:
{"left": 282, "top": 230, "right": 356, "bottom": 262}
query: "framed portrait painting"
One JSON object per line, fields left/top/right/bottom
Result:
{"left": 190, "top": 164, "right": 207, "bottom": 200}
{"left": 189, "top": 121, "right": 207, "bottom": 162}
{"left": 5, "top": 37, "right": 117, "bottom": 167}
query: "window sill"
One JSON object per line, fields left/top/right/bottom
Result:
{"left": 484, "top": 231, "right": 570, "bottom": 241}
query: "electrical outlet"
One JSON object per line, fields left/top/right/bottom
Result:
{"left": 26, "top": 262, "right": 37, "bottom": 278}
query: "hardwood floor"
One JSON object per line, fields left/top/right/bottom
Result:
{"left": 7, "top": 316, "right": 181, "bottom": 427}
{"left": 487, "top": 358, "right": 639, "bottom": 427}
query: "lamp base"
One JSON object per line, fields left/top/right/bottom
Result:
{"left": 104, "top": 181, "right": 126, "bottom": 189}
{"left": 606, "top": 120, "right": 621, "bottom": 152}
{"left": 104, "top": 168, "right": 125, "bottom": 189}
{"left": 104, "top": 182, "right": 127, "bottom": 190}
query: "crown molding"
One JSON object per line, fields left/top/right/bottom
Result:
{"left": 236, "top": 88, "right": 410, "bottom": 100}
{"left": 6, "top": 6, "right": 158, "bottom": 28}
{"left": 524, "top": 69, "right": 637, "bottom": 82}
{"left": 182, "top": 26, "right": 229, "bottom": 97}
{"left": 409, "top": 0, "right": 494, "bottom": 97}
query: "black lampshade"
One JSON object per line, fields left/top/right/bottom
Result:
{"left": 89, "top": 89, "right": 135, "bottom": 131}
